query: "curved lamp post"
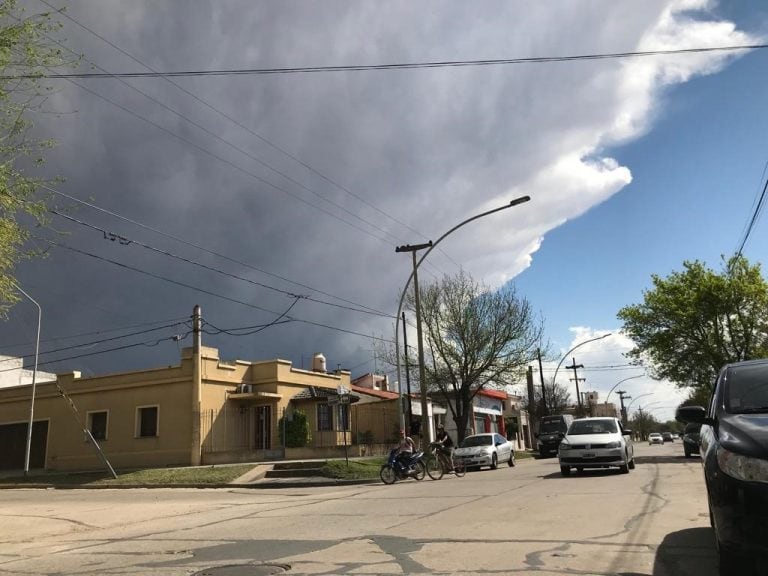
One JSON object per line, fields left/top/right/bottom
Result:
{"left": 13, "top": 283, "right": 41, "bottom": 477}
{"left": 606, "top": 372, "right": 645, "bottom": 403}
{"left": 394, "top": 195, "right": 531, "bottom": 440}
{"left": 627, "top": 393, "right": 655, "bottom": 412}
{"left": 550, "top": 333, "right": 612, "bottom": 408}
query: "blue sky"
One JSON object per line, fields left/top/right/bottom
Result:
{"left": 515, "top": 6, "right": 768, "bottom": 419}
{"left": 3, "top": 1, "right": 768, "bottom": 424}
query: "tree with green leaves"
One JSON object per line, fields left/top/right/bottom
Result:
{"left": 0, "top": 1, "right": 70, "bottom": 315}
{"left": 413, "top": 271, "right": 543, "bottom": 442}
{"left": 617, "top": 256, "right": 768, "bottom": 398}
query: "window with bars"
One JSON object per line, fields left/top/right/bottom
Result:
{"left": 317, "top": 403, "right": 333, "bottom": 431}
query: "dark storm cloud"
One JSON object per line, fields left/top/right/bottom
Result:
{"left": 2, "top": 0, "right": 753, "bottom": 379}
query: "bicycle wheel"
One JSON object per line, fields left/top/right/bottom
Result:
{"left": 413, "top": 460, "right": 426, "bottom": 481}
{"left": 453, "top": 460, "right": 466, "bottom": 477}
{"left": 426, "top": 455, "right": 444, "bottom": 480}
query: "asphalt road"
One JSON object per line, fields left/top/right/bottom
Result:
{"left": 0, "top": 442, "right": 717, "bottom": 576}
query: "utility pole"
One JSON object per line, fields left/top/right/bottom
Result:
{"left": 617, "top": 390, "right": 631, "bottom": 427}
{"left": 401, "top": 312, "right": 413, "bottom": 433}
{"left": 565, "top": 357, "right": 584, "bottom": 412}
{"left": 526, "top": 366, "right": 537, "bottom": 435}
{"left": 396, "top": 242, "right": 433, "bottom": 445}
{"left": 537, "top": 349, "right": 547, "bottom": 416}
{"left": 190, "top": 305, "right": 202, "bottom": 466}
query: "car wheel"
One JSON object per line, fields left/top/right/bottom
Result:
{"left": 575, "top": 467, "right": 583, "bottom": 474}
{"left": 491, "top": 453, "right": 498, "bottom": 470}
{"left": 508, "top": 451, "right": 516, "bottom": 467}
{"left": 619, "top": 461, "right": 629, "bottom": 474}
{"left": 628, "top": 458, "right": 635, "bottom": 470}
{"left": 684, "top": 447, "right": 691, "bottom": 458}
{"left": 560, "top": 465, "right": 571, "bottom": 476}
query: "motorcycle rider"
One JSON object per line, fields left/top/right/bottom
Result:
{"left": 395, "top": 429, "right": 415, "bottom": 473}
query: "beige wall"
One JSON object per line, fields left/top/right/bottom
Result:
{"left": 0, "top": 346, "right": 366, "bottom": 472}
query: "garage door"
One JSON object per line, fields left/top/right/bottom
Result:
{"left": 0, "top": 421, "right": 48, "bottom": 471}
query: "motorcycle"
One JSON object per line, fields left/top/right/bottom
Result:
{"left": 380, "top": 447, "right": 426, "bottom": 484}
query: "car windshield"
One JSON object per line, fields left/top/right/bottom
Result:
{"left": 726, "top": 364, "right": 768, "bottom": 414}
{"left": 650, "top": 433, "right": 661, "bottom": 437}
{"left": 460, "top": 435, "right": 492, "bottom": 448}
{"left": 539, "top": 420, "right": 563, "bottom": 433}
{"left": 567, "top": 419, "right": 617, "bottom": 435}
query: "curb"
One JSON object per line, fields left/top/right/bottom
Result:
{"left": 0, "top": 478, "right": 381, "bottom": 490}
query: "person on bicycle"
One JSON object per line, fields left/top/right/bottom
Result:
{"left": 435, "top": 424, "right": 454, "bottom": 468}
{"left": 395, "top": 429, "right": 415, "bottom": 472}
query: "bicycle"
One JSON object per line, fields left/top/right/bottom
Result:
{"left": 426, "top": 442, "right": 466, "bottom": 480}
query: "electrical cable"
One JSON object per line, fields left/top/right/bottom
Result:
{"left": 8, "top": 44, "right": 766, "bottom": 79}
{"left": 51, "top": 209, "right": 394, "bottom": 318}
{"left": 38, "top": 236, "right": 398, "bottom": 346}
{"left": 45, "top": 185, "right": 392, "bottom": 318}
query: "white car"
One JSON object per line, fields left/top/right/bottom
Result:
{"left": 558, "top": 417, "right": 635, "bottom": 476}
{"left": 648, "top": 432, "right": 664, "bottom": 445}
{"left": 453, "top": 433, "right": 515, "bottom": 470}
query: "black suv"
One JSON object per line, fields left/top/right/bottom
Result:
{"left": 677, "top": 359, "right": 768, "bottom": 572}
{"left": 683, "top": 422, "right": 701, "bottom": 458}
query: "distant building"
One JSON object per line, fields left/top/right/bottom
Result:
{"left": 0, "top": 355, "right": 56, "bottom": 389}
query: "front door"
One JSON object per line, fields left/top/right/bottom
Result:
{"left": 255, "top": 406, "right": 271, "bottom": 450}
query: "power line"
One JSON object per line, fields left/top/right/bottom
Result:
{"left": 734, "top": 165, "right": 768, "bottom": 260}
{"left": 46, "top": 185, "right": 391, "bottom": 318}
{"left": 51, "top": 209, "right": 393, "bottom": 318}
{"left": 9, "top": 44, "right": 766, "bottom": 79}
{"left": 0, "top": 320, "right": 188, "bottom": 371}
{"left": 38, "top": 236, "right": 397, "bottom": 346}
{"left": 0, "top": 316, "right": 189, "bottom": 351}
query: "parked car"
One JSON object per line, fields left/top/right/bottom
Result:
{"left": 682, "top": 423, "right": 701, "bottom": 458}
{"left": 558, "top": 417, "right": 635, "bottom": 476}
{"left": 648, "top": 432, "right": 664, "bottom": 445}
{"left": 535, "top": 414, "right": 574, "bottom": 457}
{"left": 662, "top": 431, "right": 674, "bottom": 443}
{"left": 676, "top": 358, "right": 768, "bottom": 570}
{"left": 453, "top": 433, "right": 515, "bottom": 470}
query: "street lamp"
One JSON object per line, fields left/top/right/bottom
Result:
{"left": 550, "top": 333, "right": 612, "bottom": 407}
{"left": 605, "top": 373, "right": 645, "bottom": 403}
{"left": 394, "top": 196, "right": 531, "bottom": 441}
{"left": 626, "top": 392, "right": 654, "bottom": 412}
{"left": 13, "top": 283, "right": 41, "bottom": 477}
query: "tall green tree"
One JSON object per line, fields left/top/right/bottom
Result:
{"left": 0, "top": 1, "right": 69, "bottom": 315}
{"left": 617, "top": 256, "right": 768, "bottom": 397}
{"left": 413, "top": 271, "right": 543, "bottom": 442}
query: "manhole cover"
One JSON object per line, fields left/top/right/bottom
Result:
{"left": 192, "top": 564, "right": 289, "bottom": 576}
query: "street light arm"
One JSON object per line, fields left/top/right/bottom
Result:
{"left": 551, "top": 332, "right": 612, "bottom": 390}
{"left": 606, "top": 372, "right": 645, "bottom": 403}
{"left": 626, "top": 392, "right": 654, "bottom": 411}
{"left": 394, "top": 195, "right": 531, "bottom": 430}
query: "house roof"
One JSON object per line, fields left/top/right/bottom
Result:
{"left": 475, "top": 388, "right": 508, "bottom": 400}
{"left": 351, "top": 384, "right": 399, "bottom": 400}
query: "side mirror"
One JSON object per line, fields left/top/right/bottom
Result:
{"left": 676, "top": 406, "right": 707, "bottom": 424}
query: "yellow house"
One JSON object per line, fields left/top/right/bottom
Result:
{"left": 0, "top": 342, "right": 354, "bottom": 472}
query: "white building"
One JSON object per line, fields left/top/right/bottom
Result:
{"left": 0, "top": 356, "right": 56, "bottom": 389}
